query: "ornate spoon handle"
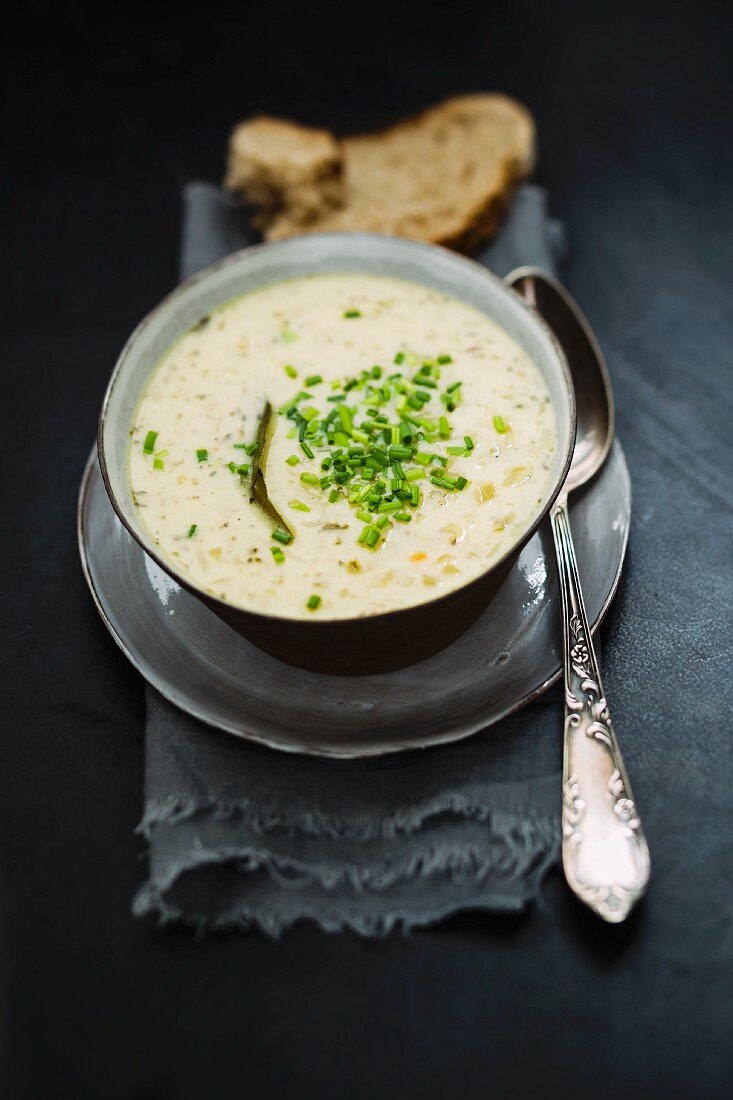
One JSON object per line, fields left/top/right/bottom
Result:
{"left": 551, "top": 496, "right": 650, "bottom": 922}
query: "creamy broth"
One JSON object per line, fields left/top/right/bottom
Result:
{"left": 130, "top": 274, "right": 557, "bottom": 619}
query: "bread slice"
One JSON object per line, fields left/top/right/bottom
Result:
{"left": 226, "top": 95, "right": 535, "bottom": 251}
{"left": 224, "top": 115, "right": 345, "bottom": 231}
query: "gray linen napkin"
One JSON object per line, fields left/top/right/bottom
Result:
{"left": 133, "top": 184, "right": 567, "bottom": 935}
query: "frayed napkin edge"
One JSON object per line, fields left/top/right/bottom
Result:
{"left": 137, "top": 787, "right": 560, "bottom": 842}
{"left": 132, "top": 808, "right": 560, "bottom": 938}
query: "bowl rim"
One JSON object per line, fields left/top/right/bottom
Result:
{"left": 97, "top": 230, "right": 576, "bottom": 627}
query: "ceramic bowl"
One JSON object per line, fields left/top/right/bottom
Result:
{"left": 98, "top": 233, "right": 575, "bottom": 674}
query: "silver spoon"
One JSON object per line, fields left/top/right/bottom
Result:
{"left": 506, "top": 265, "right": 650, "bottom": 923}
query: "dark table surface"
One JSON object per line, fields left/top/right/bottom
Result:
{"left": 3, "top": 2, "right": 733, "bottom": 1097}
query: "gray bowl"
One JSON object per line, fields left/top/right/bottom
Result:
{"left": 98, "top": 233, "right": 575, "bottom": 674}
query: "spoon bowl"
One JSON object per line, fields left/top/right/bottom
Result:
{"left": 508, "top": 267, "right": 614, "bottom": 494}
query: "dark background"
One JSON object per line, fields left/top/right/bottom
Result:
{"left": 3, "top": 2, "right": 732, "bottom": 1097}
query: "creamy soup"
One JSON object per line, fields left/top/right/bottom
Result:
{"left": 129, "top": 274, "right": 557, "bottom": 619}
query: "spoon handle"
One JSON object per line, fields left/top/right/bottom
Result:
{"left": 551, "top": 497, "right": 650, "bottom": 922}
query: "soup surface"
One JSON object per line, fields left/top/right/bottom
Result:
{"left": 130, "top": 274, "right": 557, "bottom": 619}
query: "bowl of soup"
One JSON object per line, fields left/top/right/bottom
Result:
{"left": 99, "top": 233, "right": 575, "bottom": 673}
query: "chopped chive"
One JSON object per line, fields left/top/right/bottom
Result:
{"left": 431, "top": 475, "right": 455, "bottom": 491}
{"left": 439, "top": 416, "right": 451, "bottom": 438}
{"left": 305, "top": 374, "right": 323, "bottom": 386}
{"left": 493, "top": 415, "right": 508, "bottom": 433}
{"left": 343, "top": 309, "right": 361, "bottom": 319}
{"left": 394, "top": 512, "right": 412, "bottom": 522}
{"left": 286, "top": 454, "right": 300, "bottom": 466}
{"left": 438, "top": 354, "right": 453, "bottom": 365}
{"left": 338, "top": 405, "right": 353, "bottom": 433}
{"left": 289, "top": 499, "right": 311, "bottom": 512}
{"left": 272, "top": 528, "right": 293, "bottom": 545}
{"left": 196, "top": 448, "right": 208, "bottom": 463}
{"left": 187, "top": 523, "right": 197, "bottom": 538}
{"left": 455, "top": 476, "right": 469, "bottom": 490}
{"left": 307, "top": 594, "right": 322, "bottom": 610}
{"left": 394, "top": 352, "right": 405, "bottom": 364}
{"left": 371, "top": 365, "right": 383, "bottom": 379}
{"left": 464, "top": 435, "right": 475, "bottom": 450}
{"left": 365, "top": 527, "right": 381, "bottom": 549}
{"left": 300, "top": 472, "right": 319, "bottom": 485}
{"left": 153, "top": 457, "right": 164, "bottom": 470}
{"left": 447, "top": 446, "right": 464, "bottom": 456}
{"left": 388, "top": 445, "right": 412, "bottom": 460}
{"left": 328, "top": 489, "right": 341, "bottom": 503}
{"left": 300, "top": 441, "right": 315, "bottom": 459}
{"left": 142, "top": 430, "right": 158, "bottom": 454}
{"left": 284, "top": 364, "right": 298, "bottom": 379}
{"left": 271, "top": 546, "right": 285, "bottom": 564}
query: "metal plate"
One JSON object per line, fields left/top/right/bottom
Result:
{"left": 78, "top": 441, "right": 630, "bottom": 757}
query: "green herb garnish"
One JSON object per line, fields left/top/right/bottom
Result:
{"left": 270, "top": 349, "right": 473, "bottom": 551}
{"left": 143, "top": 430, "right": 158, "bottom": 454}
{"left": 307, "top": 594, "right": 322, "bottom": 610}
{"left": 493, "top": 415, "right": 508, "bottom": 434}
{"left": 343, "top": 309, "right": 361, "bottom": 319}
{"left": 187, "top": 524, "right": 197, "bottom": 538}
{"left": 196, "top": 449, "right": 208, "bottom": 463}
